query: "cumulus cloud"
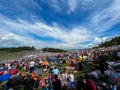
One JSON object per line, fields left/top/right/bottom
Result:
{"left": 0, "top": 14, "right": 92, "bottom": 49}
{"left": 0, "top": 0, "right": 120, "bottom": 49}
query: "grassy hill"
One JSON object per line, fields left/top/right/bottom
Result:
{"left": 0, "top": 50, "right": 40, "bottom": 62}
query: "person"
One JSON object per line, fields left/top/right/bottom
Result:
{"left": 95, "top": 66, "right": 101, "bottom": 80}
{"left": 41, "top": 86, "right": 48, "bottom": 90}
{"left": 22, "top": 73, "right": 34, "bottom": 90}
{"left": 52, "top": 66, "right": 59, "bottom": 75}
{"left": 52, "top": 75, "right": 62, "bottom": 90}
{"left": 104, "top": 65, "right": 116, "bottom": 89}
{"left": 0, "top": 71, "right": 11, "bottom": 90}
{"left": 89, "top": 67, "right": 99, "bottom": 81}
{"left": 42, "top": 60, "right": 48, "bottom": 69}
{"left": 79, "top": 55, "right": 83, "bottom": 61}
{"left": 33, "top": 66, "right": 42, "bottom": 77}
{"left": 75, "top": 76, "right": 84, "bottom": 90}
{"left": 70, "top": 61, "right": 75, "bottom": 67}
{"left": 60, "top": 71, "right": 69, "bottom": 90}
{"left": 83, "top": 74, "right": 96, "bottom": 90}
{"left": 68, "top": 72, "right": 75, "bottom": 90}
{"left": 77, "top": 61, "right": 83, "bottom": 71}
{"left": 29, "top": 60, "right": 35, "bottom": 73}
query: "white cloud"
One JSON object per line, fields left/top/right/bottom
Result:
{"left": 91, "top": 0, "right": 120, "bottom": 32}
{"left": 0, "top": 14, "right": 93, "bottom": 49}
{"left": 42, "top": 0, "right": 62, "bottom": 12}
{"left": 87, "top": 36, "right": 113, "bottom": 48}
{"left": 42, "top": 0, "right": 78, "bottom": 14}
{"left": 0, "top": 0, "right": 120, "bottom": 49}
{"left": 51, "top": 0, "right": 62, "bottom": 12}
{"left": 67, "top": 0, "right": 77, "bottom": 14}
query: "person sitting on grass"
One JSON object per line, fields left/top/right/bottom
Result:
{"left": 83, "top": 74, "right": 96, "bottom": 90}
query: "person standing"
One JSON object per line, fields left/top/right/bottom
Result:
{"left": 52, "top": 75, "right": 62, "bottom": 90}
{"left": 29, "top": 60, "right": 35, "bottom": 73}
{"left": 68, "top": 72, "right": 75, "bottom": 90}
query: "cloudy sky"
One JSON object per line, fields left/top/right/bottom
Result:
{"left": 0, "top": 0, "right": 120, "bottom": 50}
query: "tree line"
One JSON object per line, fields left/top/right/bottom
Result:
{"left": 41, "top": 48, "right": 67, "bottom": 52}
{"left": 0, "top": 46, "right": 35, "bottom": 52}
{"left": 94, "top": 36, "right": 120, "bottom": 48}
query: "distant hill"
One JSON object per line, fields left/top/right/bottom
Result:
{"left": 94, "top": 36, "right": 120, "bottom": 48}
{"left": 0, "top": 50, "right": 40, "bottom": 61}
{"left": 41, "top": 47, "right": 67, "bottom": 52}
{"left": 0, "top": 46, "right": 35, "bottom": 52}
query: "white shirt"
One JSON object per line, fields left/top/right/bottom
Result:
{"left": 69, "top": 74, "right": 74, "bottom": 82}
{"left": 62, "top": 73, "right": 68, "bottom": 79}
{"left": 29, "top": 61, "right": 35, "bottom": 67}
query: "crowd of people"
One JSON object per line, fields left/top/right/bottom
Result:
{"left": 0, "top": 45, "right": 120, "bottom": 90}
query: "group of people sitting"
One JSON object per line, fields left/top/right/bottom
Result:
{"left": 0, "top": 46, "right": 120, "bottom": 90}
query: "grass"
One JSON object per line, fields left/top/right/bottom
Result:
{"left": 0, "top": 50, "right": 93, "bottom": 90}
{"left": 0, "top": 50, "right": 40, "bottom": 62}
{"left": 73, "top": 62, "right": 93, "bottom": 78}
{"left": 83, "top": 62, "right": 93, "bottom": 73}
{"left": 0, "top": 62, "right": 93, "bottom": 90}
{"left": 105, "top": 52, "right": 114, "bottom": 61}
{"left": 61, "top": 63, "right": 69, "bottom": 68}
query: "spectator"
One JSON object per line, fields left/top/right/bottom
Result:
{"left": 29, "top": 60, "right": 35, "bottom": 73}
{"left": 89, "top": 67, "right": 99, "bottom": 81}
{"left": 83, "top": 74, "right": 96, "bottom": 90}
{"left": 104, "top": 65, "right": 116, "bottom": 89}
{"left": 52, "top": 67, "right": 59, "bottom": 75}
{"left": 68, "top": 72, "right": 75, "bottom": 90}
{"left": 52, "top": 75, "right": 62, "bottom": 90}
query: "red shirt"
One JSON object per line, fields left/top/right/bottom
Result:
{"left": 84, "top": 80, "right": 96, "bottom": 90}
{"left": 51, "top": 73, "right": 55, "bottom": 83}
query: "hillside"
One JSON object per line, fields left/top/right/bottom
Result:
{"left": 94, "top": 36, "right": 120, "bottom": 48}
{"left": 0, "top": 50, "right": 40, "bottom": 62}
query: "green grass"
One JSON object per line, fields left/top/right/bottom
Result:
{"left": 83, "top": 62, "right": 93, "bottom": 73}
{"left": 73, "top": 62, "right": 93, "bottom": 78}
{"left": 61, "top": 63, "right": 69, "bottom": 68}
{"left": 0, "top": 50, "right": 40, "bottom": 61}
{"left": 0, "top": 50, "right": 93, "bottom": 90}
{"left": 105, "top": 52, "right": 114, "bottom": 61}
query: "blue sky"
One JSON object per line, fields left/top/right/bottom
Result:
{"left": 0, "top": 0, "right": 120, "bottom": 50}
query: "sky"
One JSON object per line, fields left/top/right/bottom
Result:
{"left": 0, "top": 0, "right": 120, "bottom": 50}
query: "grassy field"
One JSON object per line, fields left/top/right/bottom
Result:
{"left": 0, "top": 50, "right": 93, "bottom": 90}
{"left": 0, "top": 50, "right": 40, "bottom": 62}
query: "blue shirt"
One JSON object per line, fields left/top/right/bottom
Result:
{"left": 53, "top": 69, "right": 59, "bottom": 75}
